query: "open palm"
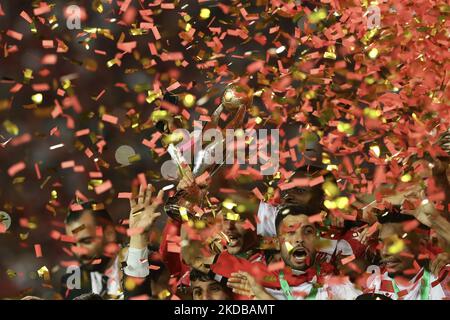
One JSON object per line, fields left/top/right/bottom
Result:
{"left": 129, "top": 184, "right": 164, "bottom": 233}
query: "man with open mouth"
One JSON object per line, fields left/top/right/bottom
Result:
{"left": 220, "top": 193, "right": 261, "bottom": 260}
{"left": 209, "top": 202, "right": 362, "bottom": 300}
{"left": 261, "top": 203, "right": 361, "bottom": 300}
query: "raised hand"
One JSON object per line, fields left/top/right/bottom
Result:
{"left": 176, "top": 164, "right": 196, "bottom": 191}
{"left": 129, "top": 184, "right": 164, "bottom": 249}
{"left": 227, "top": 271, "right": 275, "bottom": 300}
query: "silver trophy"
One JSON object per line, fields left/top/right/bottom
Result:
{"left": 164, "top": 84, "right": 252, "bottom": 221}
{"left": 169, "top": 84, "right": 252, "bottom": 179}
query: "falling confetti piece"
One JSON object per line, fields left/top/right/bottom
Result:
{"left": 102, "top": 113, "right": 118, "bottom": 124}
{"left": 8, "top": 162, "right": 26, "bottom": 177}
{"left": 34, "top": 244, "right": 43, "bottom": 258}
{"left": 95, "top": 180, "right": 112, "bottom": 194}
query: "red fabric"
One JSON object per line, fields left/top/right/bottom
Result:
{"left": 210, "top": 251, "right": 330, "bottom": 289}
{"left": 159, "top": 218, "right": 189, "bottom": 278}
{"left": 341, "top": 230, "right": 368, "bottom": 258}
{"left": 380, "top": 279, "right": 395, "bottom": 293}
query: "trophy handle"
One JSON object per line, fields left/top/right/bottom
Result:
{"left": 167, "top": 143, "right": 192, "bottom": 179}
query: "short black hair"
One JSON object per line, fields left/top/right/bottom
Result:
{"left": 280, "top": 165, "right": 334, "bottom": 206}
{"left": 275, "top": 203, "right": 323, "bottom": 233}
{"left": 376, "top": 205, "right": 430, "bottom": 231}
{"left": 190, "top": 269, "right": 212, "bottom": 283}
{"left": 65, "top": 200, "right": 113, "bottom": 227}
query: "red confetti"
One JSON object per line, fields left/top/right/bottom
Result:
{"left": 34, "top": 244, "right": 43, "bottom": 258}
{"left": 8, "top": 162, "right": 26, "bottom": 177}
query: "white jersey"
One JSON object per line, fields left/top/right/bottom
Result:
{"left": 366, "top": 267, "right": 448, "bottom": 300}
{"left": 266, "top": 275, "right": 361, "bottom": 300}
{"left": 257, "top": 201, "right": 278, "bottom": 237}
{"left": 257, "top": 201, "right": 359, "bottom": 300}
{"left": 257, "top": 201, "right": 354, "bottom": 258}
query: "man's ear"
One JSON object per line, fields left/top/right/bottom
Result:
{"left": 104, "top": 224, "right": 117, "bottom": 243}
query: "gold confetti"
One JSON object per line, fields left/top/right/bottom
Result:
{"left": 361, "top": 28, "right": 379, "bottom": 45}
{"left": 31, "top": 93, "right": 43, "bottom": 104}
{"left": 23, "top": 69, "right": 34, "bottom": 82}
{"left": 3, "top": 120, "right": 19, "bottom": 135}
{"left": 19, "top": 233, "right": 29, "bottom": 240}
{"left": 199, "top": 8, "right": 211, "bottom": 19}
{"left": 370, "top": 145, "right": 381, "bottom": 157}
{"left": 323, "top": 45, "right": 336, "bottom": 60}
{"left": 183, "top": 94, "right": 196, "bottom": 107}
{"left": 236, "top": 204, "right": 246, "bottom": 213}
{"left": 28, "top": 221, "right": 38, "bottom": 230}
{"left": 337, "top": 122, "right": 354, "bottom": 135}
{"left": 388, "top": 238, "right": 405, "bottom": 255}
{"left": 6, "top": 269, "right": 17, "bottom": 279}
{"left": 128, "top": 154, "right": 141, "bottom": 163}
{"left": 335, "top": 196, "right": 349, "bottom": 209}
{"left": 322, "top": 152, "right": 331, "bottom": 164}
{"left": 304, "top": 90, "right": 316, "bottom": 100}
{"left": 48, "top": 15, "right": 57, "bottom": 25}
{"left": 308, "top": 8, "right": 327, "bottom": 23}
{"left": 151, "top": 109, "right": 169, "bottom": 122}
{"left": 37, "top": 266, "right": 51, "bottom": 281}
{"left": 93, "top": 0, "right": 103, "bottom": 13}
{"left": 162, "top": 131, "right": 184, "bottom": 146}
{"left": 180, "top": 207, "right": 189, "bottom": 221}
{"left": 293, "top": 71, "right": 307, "bottom": 80}
{"left": 226, "top": 212, "right": 240, "bottom": 221}
{"left": 130, "top": 28, "right": 148, "bottom": 36}
{"left": 363, "top": 107, "right": 382, "bottom": 119}
{"left": 324, "top": 199, "right": 337, "bottom": 210}
{"left": 401, "top": 173, "right": 412, "bottom": 182}
{"left": 30, "top": 23, "right": 37, "bottom": 33}
{"left": 284, "top": 241, "right": 294, "bottom": 253}
{"left": 222, "top": 199, "right": 237, "bottom": 210}
{"left": 12, "top": 177, "right": 26, "bottom": 184}
{"left": 124, "top": 277, "right": 137, "bottom": 291}
{"left": 146, "top": 91, "right": 161, "bottom": 104}
{"left": 194, "top": 220, "right": 206, "bottom": 229}
{"left": 158, "top": 289, "right": 171, "bottom": 300}
{"left": 107, "top": 58, "right": 120, "bottom": 68}
{"left": 322, "top": 181, "right": 339, "bottom": 198}
{"left": 62, "top": 79, "right": 71, "bottom": 90}
{"left": 368, "top": 48, "right": 379, "bottom": 59}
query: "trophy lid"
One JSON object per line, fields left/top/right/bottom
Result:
{"left": 221, "top": 84, "right": 253, "bottom": 111}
